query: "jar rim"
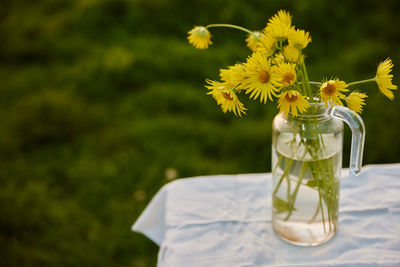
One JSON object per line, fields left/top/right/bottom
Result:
{"left": 287, "top": 102, "right": 331, "bottom": 120}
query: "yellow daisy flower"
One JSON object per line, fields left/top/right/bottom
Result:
{"left": 246, "top": 31, "right": 263, "bottom": 51}
{"left": 376, "top": 58, "right": 397, "bottom": 100}
{"left": 268, "top": 10, "right": 292, "bottom": 28}
{"left": 242, "top": 50, "right": 280, "bottom": 103}
{"left": 283, "top": 45, "right": 303, "bottom": 64}
{"left": 264, "top": 22, "right": 294, "bottom": 41}
{"left": 346, "top": 92, "right": 368, "bottom": 114}
{"left": 187, "top": 26, "right": 212, "bottom": 50}
{"left": 206, "top": 80, "right": 247, "bottom": 117}
{"left": 273, "top": 52, "right": 285, "bottom": 65}
{"left": 259, "top": 32, "right": 277, "bottom": 55}
{"left": 219, "top": 64, "right": 246, "bottom": 90}
{"left": 264, "top": 10, "right": 294, "bottom": 41}
{"left": 275, "top": 62, "right": 297, "bottom": 87}
{"left": 288, "top": 29, "right": 312, "bottom": 49}
{"left": 320, "top": 79, "right": 348, "bottom": 106}
{"left": 278, "top": 90, "right": 310, "bottom": 117}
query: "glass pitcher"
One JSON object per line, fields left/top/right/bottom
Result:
{"left": 271, "top": 102, "right": 365, "bottom": 246}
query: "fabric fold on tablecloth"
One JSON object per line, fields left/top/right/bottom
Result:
{"left": 133, "top": 164, "right": 400, "bottom": 267}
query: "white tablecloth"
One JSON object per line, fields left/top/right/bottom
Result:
{"left": 132, "top": 164, "right": 400, "bottom": 266}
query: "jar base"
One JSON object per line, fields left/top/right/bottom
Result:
{"left": 272, "top": 219, "right": 336, "bottom": 246}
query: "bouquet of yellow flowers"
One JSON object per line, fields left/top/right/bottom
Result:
{"left": 187, "top": 10, "right": 397, "bottom": 117}
{"left": 187, "top": 10, "right": 397, "bottom": 246}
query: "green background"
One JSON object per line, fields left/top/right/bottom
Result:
{"left": 1, "top": 0, "right": 399, "bottom": 266}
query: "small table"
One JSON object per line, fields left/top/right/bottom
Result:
{"left": 133, "top": 164, "right": 400, "bottom": 266}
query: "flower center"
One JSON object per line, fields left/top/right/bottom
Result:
{"left": 282, "top": 72, "right": 295, "bottom": 84}
{"left": 323, "top": 83, "right": 336, "bottom": 96}
{"left": 285, "top": 93, "right": 298, "bottom": 103}
{"left": 258, "top": 70, "right": 270, "bottom": 83}
{"left": 222, "top": 92, "right": 233, "bottom": 101}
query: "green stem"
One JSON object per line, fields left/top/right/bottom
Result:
{"left": 284, "top": 162, "right": 308, "bottom": 221}
{"left": 277, "top": 40, "right": 283, "bottom": 51}
{"left": 298, "top": 67, "right": 307, "bottom": 96}
{"left": 272, "top": 138, "right": 303, "bottom": 197}
{"left": 312, "top": 162, "right": 327, "bottom": 233}
{"left": 273, "top": 155, "right": 283, "bottom": 173}
{"left": 301, "top": 61, "right": 314, "bottom": 101}
{"left": 295, "top": 80, "right": 305, "bottom": 95}
{"left": 305, "top": 133, "right": 328, "bottom": 233}
{"left": 273, "top": 158, "right": 294, "bottom": 196}
{"left": 206, "top": 24, "right": 254, "bottom": 35}
{"left": 285, "top": 173, "right": 291, "bottom": 205}
{"left": 326, "top": 157, "right": 338, "bottom": 231}
{"left": 347, "top": 78, "right": 376, "bottom": 87}
{"left": 230, "top": 83, "right": 242, "bottom": 93}
{"left": 206, "top": 24, "right": 274, "bottom": 55}
{"left": 308, "top": 204, "right": 320, "bottom": 224}
{"left": 308, "top": 81, "right": 322, "bottom": 86}
{"left": 319, "top": 133, "right": 326, "bottom": 150}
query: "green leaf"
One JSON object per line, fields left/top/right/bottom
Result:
{"left": 305, "top": 180, "right": 317, "bottom": 188}
{"left": 273, "top": 196, "right": 296, "bottom": 213}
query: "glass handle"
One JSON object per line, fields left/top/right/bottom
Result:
{"left": 329, "top": 105, "right": 365, "bottom": 176}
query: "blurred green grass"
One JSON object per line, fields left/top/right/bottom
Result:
{"left": 1, "top": 0, "right": 400, "bottom": 266}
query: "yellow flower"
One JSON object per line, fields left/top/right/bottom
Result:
{"left": 288, "top": 29, "right": 312, "bottom": 49}
{"left": 320, "top": 79, "right": 348, "bottom": 106}
{"left": 242, "top": 50, "right": 280, "bottom": 103}
{"left": 376, "top": 58, "right": 397, "bottom": 100}
{"left": 219, "top": 64, "right": 246, "bottom": 90}
{"left": 187, "top": 26, "right": 212, "bottom": 50}
{"left": 268, "top": 10, "right": 292, "bottom": 28}
{"left": 259, "top": 32, "right": 277, "bottom": 55}
{"left": 264, "top": 10, "right": 294, "bottom": 41}
{"left": 273, "top": 52, "right": 285, "bottom": 65}
{"left": 278, "top": 90, "right": 310, "bottom": 117}
{"left": 246, "top": 31, "right": 263, "bottom": 51}
{"left": 346, "top": 92, "right": 368, "bottom": 114}
{"left": 264, "top": 22, "right": 294, "bottom": 41}
{"left": 275, "top": 62, "right": 297, "bottom": 87}
{"left": 283, "top": 45, "right": 303, "bottom": 64}
{"left": 206, "top": 80, "right": 247, "bottom": 116}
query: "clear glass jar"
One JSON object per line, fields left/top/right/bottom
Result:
{"left": 271, "top": 103, "right": 365, "bottom": 246}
